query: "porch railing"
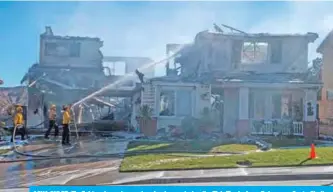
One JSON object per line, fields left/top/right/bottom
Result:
{"left": 251, "top": 120, "right": 304, "bottom": 136}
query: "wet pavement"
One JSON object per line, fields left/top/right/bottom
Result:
{"left": 0, "top": 136, "right": 129, "bottom": 189}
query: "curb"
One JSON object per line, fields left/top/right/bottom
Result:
{"left": 119, "top": 163, "right": 333, "bottom": 173}
{"left": 118, "top": 173, "right": 333, "bottom": 185}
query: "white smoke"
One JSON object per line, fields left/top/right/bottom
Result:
{"left": 48, "top": 1, "right": 333, "bottom": 74}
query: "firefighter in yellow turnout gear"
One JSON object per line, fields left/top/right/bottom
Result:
{"left": 62, "top": 105, "right": 71, "bottom": 145}
{"left": 11, "top": 106, "right": 27, "bottom": 142}
{"left": 44, "top": 104, "right": 59, "bottom": 139}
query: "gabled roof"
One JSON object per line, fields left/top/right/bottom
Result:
{"left": 317, "top": 30, "right": 333, "bottom": 54}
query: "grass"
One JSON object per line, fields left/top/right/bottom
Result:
{"left": 120, "top": 146, "right": 333, "bottom": 172}
{"left": 127, "top": 141, "right": 257, "bottom": 154}
{"left": 0, "top": 149, "right": 11, "bottom": 155}
{"left": 120, "top": 139, "right": 333, "bottom": 172}
{"left": 261, "top": 136, "right": 312, "bottom": 148}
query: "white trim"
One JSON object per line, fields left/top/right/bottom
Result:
{"left": 213, "top": 82, "right": 322, "bottom": 89}
{"left": 157, "top": 87, "right": 194, "bottom": 118}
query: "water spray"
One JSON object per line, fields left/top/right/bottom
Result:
{"left": 71, "top": 46, "right": 185, "bottom": 109}
{"left": 67, "top": 46, "right": 185, "bottom": 140}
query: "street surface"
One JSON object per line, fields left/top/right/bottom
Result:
{"left": 1, "top": 137, "right": 333, "bottom": 189}
{"left": 0, "top": 137, "right": 129, "bottom": 188}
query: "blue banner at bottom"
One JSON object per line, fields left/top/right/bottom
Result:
{"left": 30, "top": 186, "right": 331, "bottom": 192}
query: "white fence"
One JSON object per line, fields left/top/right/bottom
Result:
{"left": 251, "top": 120, "right": 304, "bottom": 136}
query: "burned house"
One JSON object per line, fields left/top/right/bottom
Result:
{"left": 22, "top": 27, "right": 151, "bottom": 127}
{"left": 137, "top": 27, "right": 322, "bottom": 139}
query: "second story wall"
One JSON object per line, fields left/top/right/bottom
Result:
{"left": 179, "top": 31, "right": 317, "bottom": 76}
{"left": 39, "top": 35, "right": 103, "bottom": 68}
{"left": 238, "top": 36, "right": 310, "bottom": 73}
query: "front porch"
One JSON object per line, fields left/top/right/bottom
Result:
{"left": 214, "top": 83, "right": 320, "bottom": 139}
{"left": 250, "top": 120, "right": 304, "bottom": 136}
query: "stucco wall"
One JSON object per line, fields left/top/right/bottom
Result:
{"left": 183, "top": 34, "right": 311, "bottom": 75}
{"left": 239, "top": 38, "right": 308, "bottom": 73}
{"left": 140, "top": 81, "right": 211, "bottom": 131}
{"left": 320, "top": 45, "right": 333, "bottom": 120}
{"left": 40, "top": 37, "right": 103, "bottom": 68}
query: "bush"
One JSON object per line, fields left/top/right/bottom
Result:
{"left": 181, "top": 116, "right": 200, "bottom": 139}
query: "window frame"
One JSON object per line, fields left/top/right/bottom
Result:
{"left": 241, "top": 41, "right": 269, "bottom": 65}
{"left": 158, "top": 87, "right": 194, "bottom": 117}
{"left": 326, "top": 90, "right": 333, "bottom": 100}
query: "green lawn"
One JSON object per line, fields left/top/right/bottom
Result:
{"left": 127, "top": 141, "right": 257, "bottom": 154}
{"left": 120, "top": 140, "right": 333, "bottom": 172}
{"left": 120, "top": 146, "right": 333, "bottom": 172}
{"left": 0, "top": 149, "right": 11, "bottom": 155}
{"left": 262, "top": 137, "right": 312, "bottom": 148}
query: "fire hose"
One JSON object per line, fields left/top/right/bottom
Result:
{"left": 0, "top": 123, "right": 237, "bottom": 164}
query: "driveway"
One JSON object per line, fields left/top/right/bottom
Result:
{"left": 0, "top": 137, "right": 129, "bottom": 189}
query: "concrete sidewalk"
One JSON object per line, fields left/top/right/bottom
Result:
{"left": 108, "top": 166, "right": 333, "bottom": 185}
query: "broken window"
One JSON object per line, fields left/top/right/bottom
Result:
{"left": 69, "top": 42, "right": 81, "bottom": 57}
{"left": 44, "top": 42, "right": 57, "bottom": 56}
{"left": 159, "top": 89, "right": 192, "bottom": 116}
{"left": 270, "top": 41, "right": 282, "bottom": 64}
{"left": 241, "top": 42, "right": 268, "bottom": 64}
{"left": 159, "top": 90, "right": 175, "bottom": 116}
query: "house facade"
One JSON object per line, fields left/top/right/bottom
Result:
{"left": 136, "top": 30, "right": 322, "bottom": 139}
{"left": 317, "top": 30, "right": 333, "bottom": 123}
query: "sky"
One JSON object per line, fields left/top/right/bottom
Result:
{"left": 0, "top": 1, "right": 333, "bottom": 87}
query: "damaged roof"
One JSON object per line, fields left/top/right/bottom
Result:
{"left": 196, "top": 30, "right": 319, "bottom": 43}
{"left": 40, "top": 26, "right": 102, "bottom": 42}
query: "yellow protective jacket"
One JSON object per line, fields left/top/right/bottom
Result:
{"left": 62, "top": 110, "right": 71, "bottom": 124}
{"left": 49, "top": 109, "right": 57, "bottom": 120}
{"left": 14, "top": 112, "right": 24, "bottom": 127}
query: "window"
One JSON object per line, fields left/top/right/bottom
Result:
{"left": 69, "top": 42, "right": 81, "bottom": 57}
{"left": 327, "top": 90, "right": 333, "bottom": 100}
{"left": 160, "top": 90, "right": 175, "bottom": 116}
{"left": 281, "top": 94, "right": 292, "bottom": 118}
{"left": 241, "top": 42, "right": 268, "bottom": 64}
{"left": 159, "top": 89, "right": 192, "bottom": 116}
{"left": 44, "top": 43, "right": 57, "bottom": 56}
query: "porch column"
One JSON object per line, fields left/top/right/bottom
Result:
{"left": 303, "top": 88, "right": 318, "bottom": 139}
{"left": 236, "top": 87, "right": 250, "bottom": 137}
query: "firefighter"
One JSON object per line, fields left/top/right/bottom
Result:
{"left": 11, "top": 105, "right": 26, "bottom": 142}
{"left": 44, "top": 104, "right": 59, "bottom": 139}
{"left": 62, "top": 105, "right": 71, "bottom": 145}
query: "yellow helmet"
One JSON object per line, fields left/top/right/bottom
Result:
{"left": 16, "top": 106, "right": 23, "bottom": 112}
